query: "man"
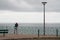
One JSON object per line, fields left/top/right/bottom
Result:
{"left": 14, "top": 23, "right": 18, "bottom": 34}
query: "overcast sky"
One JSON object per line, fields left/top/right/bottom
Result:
{"left": 0, "top": 0, "right": 60, "bottom": 12}
{"left": 0, "top": 0, "right": 60, "bottom": 23}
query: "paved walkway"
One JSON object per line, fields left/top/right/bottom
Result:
{"left": 0, "top": 34, "right": 60, "bottom": 40}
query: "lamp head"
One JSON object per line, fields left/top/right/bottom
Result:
{"left": 42, "top": 2, "right": 47, "bottom": 5}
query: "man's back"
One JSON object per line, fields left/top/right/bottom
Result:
{"left": 14, "top": 23, "right": 18, "bottom": 34}
{"left": 15, "top": 23, "right": 18, "bottom": 27}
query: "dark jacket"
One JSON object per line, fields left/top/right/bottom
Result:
{"left": 15, "top": 23, "right": 18, "bottom": 28}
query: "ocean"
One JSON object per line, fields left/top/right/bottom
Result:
{"left": 0, "top": 23, "right": 60, "bottom": 35}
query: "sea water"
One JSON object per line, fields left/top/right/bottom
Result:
{"left": 0, "top": 23, "right": 60, "bottom": 35}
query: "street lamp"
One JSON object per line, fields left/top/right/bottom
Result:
{"left": 42, "top": 2, "right": 47, "bottom": 36}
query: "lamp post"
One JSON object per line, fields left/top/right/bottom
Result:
{"left": 42, "top": 2, "right": 47, "bottom": 36}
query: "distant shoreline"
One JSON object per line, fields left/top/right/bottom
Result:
{"left": 0, "top": 22, "right": 60, "bottom": 24}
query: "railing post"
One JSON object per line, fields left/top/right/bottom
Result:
{"left": 38, "top": 29, "right": 39, "bottom": 38}
{"left": 56, "top": 29, "right": 58, "bottom": 37}
{"left": 3, "top": 30, "right": 5, "bottom": 37}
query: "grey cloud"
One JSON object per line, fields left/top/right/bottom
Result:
{"left": 46, "top": 0, "right": 60, "bottom": 12}
{"left": 0, "top": 0, "right": 60, "bottom": 12}
{"left": 0, "top": 0, "right": 15, "bottom": 10}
